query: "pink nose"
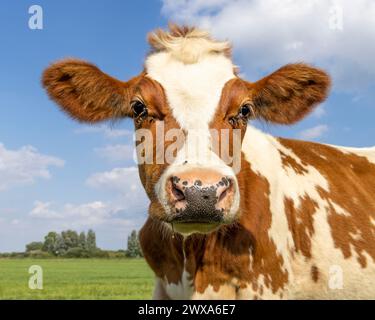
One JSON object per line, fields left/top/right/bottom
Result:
{"left": 165, "top": 168, "right": 235, "bottom": 223}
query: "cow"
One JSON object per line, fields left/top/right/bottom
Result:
{"left": 42, "top": 24, "right": 375, "bottom": 299}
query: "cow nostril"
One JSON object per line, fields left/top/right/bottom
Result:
{"left": 171, "top": 181, "right": 185, "bottom": 201}
{"left": 218, "top": 188, "right": 228, "bottom": 202}
{"left": 218, "top": 178, "right": 233, "bottom": 202}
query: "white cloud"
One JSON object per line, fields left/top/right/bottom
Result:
{"left": 0, "top": 143, "right": 64, "bottom": 191}
{"left": 298, "top": 124, "right": 329, "bottom": 140}
{"left": 62, "top": 201, "right": 115, "bottom": 226}
{"left": 86, "top": 166, "right": 148, "bottom": 212}
{"left": 28, "top": 200, "right": 132, "bottom": 228}
{"left": 162, "top": 0, "right": 375, "bottom": 93}
{"left": 94, "top": 144, "right": 136, "bottom": 163}
{"left": 29, "top": 201, "right": 63, "bottom": 219}
{"left": 311, "top": 104, "right": 327, "bottom": 119}
{"left": 86, "top": 167, "right": 142, "bottom": 193}
{"left": 74, "top": 125, "right": 133, "bottom": 138}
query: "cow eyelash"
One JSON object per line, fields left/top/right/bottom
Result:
{"left": 229, "top": 103, "right": 255, "bottom": 127}
{"left": 131, "top": 99, "right": 148, "bottom": 123}
{"left": 239, "top": 103, "right": 254, "bottom": 118}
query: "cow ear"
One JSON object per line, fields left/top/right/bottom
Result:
{"left": 42, "top": 59, "right": 136, "bottom": 123}
{"left": 247, "top": 63, "right": 331, "bottom": 125}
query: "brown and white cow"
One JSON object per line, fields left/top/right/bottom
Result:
{"left": 42, "top": 25, "right": 375, "bottom": 299}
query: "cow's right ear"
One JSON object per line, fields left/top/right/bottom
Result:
{"left": 42, "top": 59, "right": 136, "bottom": 123}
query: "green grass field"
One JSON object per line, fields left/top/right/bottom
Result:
{"left": 0, "top": 258, "right": 154, "bottom": 300}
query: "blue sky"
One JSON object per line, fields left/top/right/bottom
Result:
{"left": 0, "top": 0, "right": 374, "bottom": 251}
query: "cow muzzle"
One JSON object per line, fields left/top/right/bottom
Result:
{"left": 164, "top": 168, "right": 239, "bottom": 234}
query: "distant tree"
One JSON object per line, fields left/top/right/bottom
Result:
{"left": 78, "top": 231, "right": 86, "bottom": 249}
{"left": 25, "top": 241, "right": 44, "bottom": 252}
{"left": 126, "top": 230, "right": 143, "bottom": 258}
{"left": 42, "top": 231, "right": 58, "bottom": 253}
{"left": 61, "top": 230, "right": 79, "bottom": 249}
{"left": 63, "top": 247, "right": 90, "bottom": 258}
{"left": 86, "top": 229, "right": 97, "bottom": 252}
{"left": 25, "top": 250, "right": 50, "bottom": 258}
{"left": 53, "top": 234, "right": 67, "bottom": 256}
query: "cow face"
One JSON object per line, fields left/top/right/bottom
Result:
{"left": 42, "top": 25, "right": 330, "bottom": 235}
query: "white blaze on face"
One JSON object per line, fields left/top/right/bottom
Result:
{"left": 146, "top": 52, "right": 235, "bottom": 130}
{"left": 145, "top": 51, "right": 235, "bottom": 165}
{"left": 145, "top": 50, "right": 240, "bottom": 217}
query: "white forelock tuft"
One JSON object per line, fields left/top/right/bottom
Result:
{"left": 147, "top": 24, "right": 231, "bottom": 64}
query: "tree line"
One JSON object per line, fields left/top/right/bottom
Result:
{"left": 26, "top": 229, "right": 99, "bottom": 257}
{"left": 0, "top": 229, "right": 143, "bottom": 259}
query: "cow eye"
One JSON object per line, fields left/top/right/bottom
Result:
{"left": 228, "top": 103, "right": 254, "bottom": 127}
{"left": 131, "top": 100, "right": 147, "bottom": 118}
{"left": 240, "top": 104, "right": 253, "bottom": 118}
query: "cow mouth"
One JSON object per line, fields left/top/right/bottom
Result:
{"left": 170, "top": 221, "right": 222, "bottom": 235}
{"left": 170, "top": 212, "right": 223, "bottom": 223}
{"left": 165, "top": 210, "right": 227, "bottom": 234}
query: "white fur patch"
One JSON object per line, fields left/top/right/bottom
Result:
{"left": 192, "top": 284, "right": 237, "bottom": 300}
{"left": 330, "top": 145, "right": 375, "bottom": 164}
{"left": 331, "top": 202, "right": 351, "bottom": 217}
{"left": 152, "top": 277, "right": 170, "bottom": 300}
{"left": 149, "top": 28, "right": 231, "bottom": 64}
{"left": 164, "top": 269, "right": 194, "bottom": 300}
{"left": 237, "top": 274, "right": 285, "bottom": 299}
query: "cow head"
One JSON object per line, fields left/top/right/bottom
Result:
{"left": 42, "top": 25, "right": 330, "bottom": 235}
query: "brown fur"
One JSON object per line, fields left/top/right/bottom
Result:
{"left": 284, "top": 196, "right": 318, "bottom": 258}
{"left": 311, "top": 265, "right": 319, "bottom": 282}
{"left": 139, "top": 219, "right": 185, "bottom": 284}
{"left": 247, "top": 63, "right": 331, "bottom": 124}
{"left": 132, "top": 77, "right": 183, "bottom": 221}
{"left": 280, "top": 151, "right": 308, "bottom": 175}
{"left": 42, "top": 59, "right": 140, "bottom": 123}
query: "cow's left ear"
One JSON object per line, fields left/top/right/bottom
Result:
{"left": 246, "top": 63, "right": 331, "bottom": 124}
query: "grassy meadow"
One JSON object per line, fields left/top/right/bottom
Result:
{"left": 0, "top": 258, "right": 154, "bottom": 300}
